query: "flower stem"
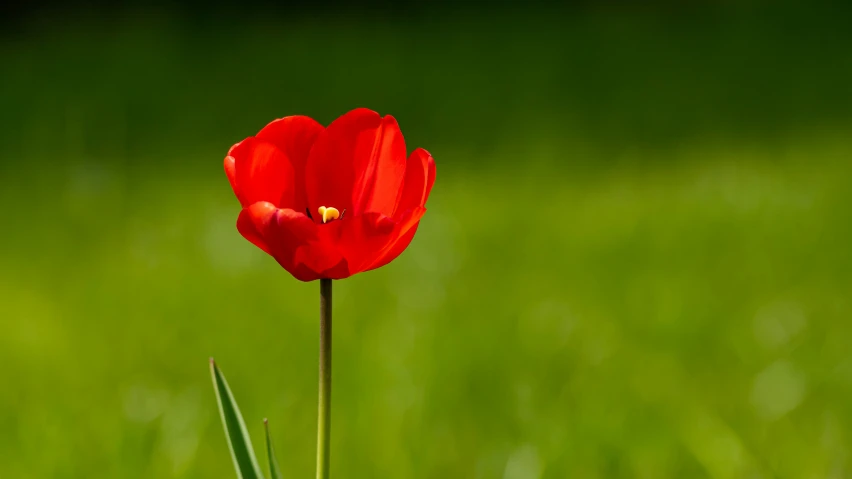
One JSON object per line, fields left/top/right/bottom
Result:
{"left": 316, "top": 278, "right": 332, "bottom": 479}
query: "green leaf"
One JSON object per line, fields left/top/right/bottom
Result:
{"left": 210, "top": 358, "right": 266, "bottom": 479}
{"left": 264, "top": 419, "right": 283, "bottom": 479}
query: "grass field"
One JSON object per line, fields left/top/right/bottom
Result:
{"left": 2, "top": 7, "right": 852, "bottom": 478}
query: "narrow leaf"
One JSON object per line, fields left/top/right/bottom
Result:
{"left": 210, "top": 358, "right": 266, "bottom": 479}
{"left": 264, "top": 419, "right": 283, "bottom": 479}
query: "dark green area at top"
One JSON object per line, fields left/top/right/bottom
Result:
{"left": 2, "top": 4, "right": 851, "bottom": 172}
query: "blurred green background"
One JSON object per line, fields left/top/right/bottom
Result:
{"left": 3, "top": 3, "right": 852, "bottom": 478}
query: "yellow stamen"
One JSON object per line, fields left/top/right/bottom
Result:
{"left": 318, "top": 206, "right": 340, "bottom": 224}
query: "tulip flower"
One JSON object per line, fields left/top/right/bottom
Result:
{"left": 211, "top": 108, "right": 435, "bottom": 479}
{"left": 223, "top": 107, "right": 436, "bottom": 282}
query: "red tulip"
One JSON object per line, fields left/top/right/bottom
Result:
{"left": 224, "top": 108, "right": 436, "bottom": 281}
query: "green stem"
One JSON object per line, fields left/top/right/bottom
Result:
{"left": 316, "top": 278, "right": 332, "bottom": 479}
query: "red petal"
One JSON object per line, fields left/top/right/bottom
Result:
{"left": 366, "top": 207, "right": 425, "bottom": 271}
{"left": 321, "top": 206, "right": 425, "bottom": 275}
{"left": 231, "top": 137, "right": 295, "bottom": 208}
{"left": 352, "top": 114, "right": 407, "bottom": 216}
{"left": 366, "top": 223, "right": 420, "bottom": 272}
{"left": 393, "top": 148, "right": 436, "bottom": 218}
{"left": 255, "top": 116, "right": 324, "bottom": 213}
{"left": 236, "top": 208, "right": 270, "bottom": 255}
{"left": 224, "top": 154, "right": 239, "bottom": 200}
{"left": 244, "top": 202, "right": 348, "bottom": 281}
{"left": 305, "top": 108, "right": 406, "bottom": 218}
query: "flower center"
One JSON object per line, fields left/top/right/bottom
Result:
{"left": 317, "top": 206, "right": 341, "bottom": 224}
